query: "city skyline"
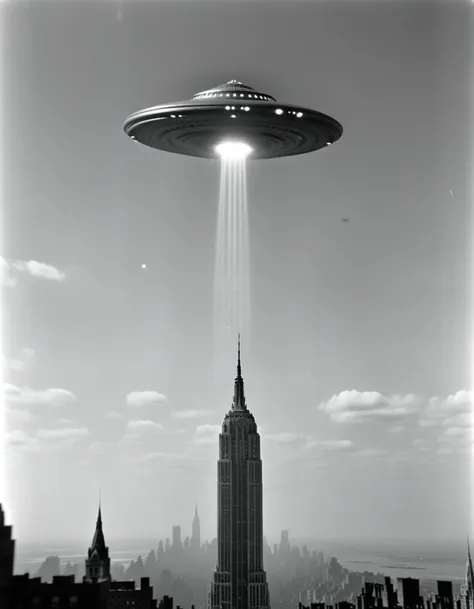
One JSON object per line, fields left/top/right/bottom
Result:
{"left": 1, "top": 0, "right": 472, "bottom": 545}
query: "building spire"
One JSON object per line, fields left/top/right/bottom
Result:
{"left": 91, "top": 495, "right": 106, "bottom": 552}
{"left": 466, "top": 533, "right": 474, "bottom": 596}
{"left": 237, "top": 333, "right": 242, "bottom": 378}
{"left": 232, "top": 334, "right": 246, "bottom": 411}
{"left": 98, "top": 489, "right": 102, "bottom": 525}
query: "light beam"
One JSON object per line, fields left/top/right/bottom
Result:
{"left": 215, "top": 141, "right": 252, "bottom": 160}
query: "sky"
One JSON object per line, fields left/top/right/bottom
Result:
{"left": 1, "top": 0, "right": 473, "bottom": 548}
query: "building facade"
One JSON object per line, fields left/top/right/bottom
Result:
{"left": 8, "top": 574, "right": 158, "bottom": 609}
{"left": 0, "top": 505, "right": 15, "bottom": 609}
{"left": 209, "top": 339, "right": 270, "bottom": 609}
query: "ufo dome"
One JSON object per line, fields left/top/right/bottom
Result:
{"left": 123, "top": 80, "right": 343, "bottom": 160}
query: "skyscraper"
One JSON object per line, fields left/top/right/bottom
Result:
{"left": 192, "top": 506, "right": 201, "bottom": 551}
{"left": 0, "top": 504, "right": 15, "bottom": 609}
{"left": 396, "top": 578, "right": 423, "bottom": 609}
{"left": 279, "top": 530, "right": 291, "bottom": 557}
{"left": 209, "top": 338, "right": 270, "bottom": 609}
{"left": 466, "top": 537, "right": 474, "bottom": 598}
{"left": 85, "top": 503, "right": 111, "bottom": 583}
{"left": 461, "top": 536, "right": 474, "bottom": 609}
{"left": 172, "top": 526, "right": 182, "bottom": 549}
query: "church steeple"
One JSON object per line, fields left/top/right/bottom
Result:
{"left": 85, "top": 498, "right": 110, "bottom": 583}
{"left": 90, "top": 500, "right": 106, "bottom": 553}
{"left": 232, "top": 334, "right": 247, "bottom": 411}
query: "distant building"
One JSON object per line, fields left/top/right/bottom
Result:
{"left": 36, "top": 555, "right": 61, "bottom": 582}
{"left": 0, "top": 504, "right": 15, "bottom": 609}
{"left": 191, "top": 506, "right": 200, "bottom": 551}
{"left": 84, "top": 502, "right": 111, "bottom": 583}
{"left": 280, "top": 530, "right": 291, "bottom": 556}
{"left": 357, "top": 582, "right": 384, "bottom": 609}
{"left": 397, "top": 578, "right": 423, "bottom": 609}
{"left": 159, "top": 596, "right": 174, "bottom": 609}
{"left": 383, "top": 577, "right": 397, "bottom": 609}
{"left": 460, "top": 537, "right": 474, "bottom": 609}
{"left": 436, "top": 581, "right": 454, "bottom": 609}
{"left": 172, "top": 526, "right": 182, "bottom": 549}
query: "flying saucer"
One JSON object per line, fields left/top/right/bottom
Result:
{"left": 123, "top": 80, "right": 343, "bottom": 160}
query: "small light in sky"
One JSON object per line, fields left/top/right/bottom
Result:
{"left": 141, "top": 264, "right": 147, "bottom": 269}
{"left": 449, "top": 190, "right": 454, "bottom": 197}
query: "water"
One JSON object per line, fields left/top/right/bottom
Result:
{"left": 14, "top": 540, "right": 466, "bottom": 583}
{"left": 213, "top": 156, "right": 250, "bottom": 371}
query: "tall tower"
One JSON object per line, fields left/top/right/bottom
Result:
{"left": 192, "top": 506, "right": 201, "bottom": 551}
{"left": 466, "top": 536, "right": 474, "bottom": 597}
{"left": 0, "top": 504, "right": 15, "bottom": 609}
{"left": 172, "top": 526, "right": 182, "bottom": 549}
{"left": 209, "top": 337, "right": 270, "bottom": 609}
{"left": 85, "top": 501, "right": 111, "bottom": 583}
{"left": 461, "top": 535, "right": 474, "bottom": 609}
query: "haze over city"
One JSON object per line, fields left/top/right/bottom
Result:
{"left": 1, "top": 0, "right": 472, "bottom": 553}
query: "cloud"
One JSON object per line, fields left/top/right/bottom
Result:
{"left": 419, "top": 390, "right": 473, "bottom": 429}
{"left": 319, "top": 390, "right": 421, "bottom": 424}
{"left": 303, "top": 439, "right": 354, "bottom": 452}
{"left": 123, "top": 419, "right": 170, "bottom": 440}
{"left": 104, "top": 411, "right": 124, "bottom": 420}
{"left": 413, "top": 438, "right": 428, "bottom": 448}
{"left": 6, "top": 408, "right": 34, "bottom": 425}
{"left": 389, "top": 425, "right": 405, "bottom": 434}
{"left": 351, "top": 448, "right": 387, "bottom": 457}
{"left": 442, "top": 427, "right": 468, "bottom": 438}
{"left": 11, "top": 259, "right": 65, "bottom": 282}
{"left": 0, "top": 257, "right": 18, "bottom": 287}
{"left": 6, "top": 427, "right": 89, "bottom": 452}
{"left": 393, "top": 452, "right": 410, "bottom": 462}
{"left": 436, "top": 426, "right": 472, "bottom": 455}
{"left": 4, "top": 384, "right": 76, "bottom": 406}
{"left": 172, "top": 409, "right": 214, "bottom": 420}
{"left": 56, "top": 418, "right": 74, "bottom": 425}
{"left": 194, "top": 424, "right": 221, "bottom": 445}
{"left": 8, "top": 348, "right": 35, "bottom": 372}
{"left": 264, "top": 432, "right": 300, "bottom": 443}
{"left": 37, "top": 427, "right": 90, "bottom": 441}
{"left": 127, "top": 420, "right": 164, "bottom": 432}
{"left": 126, "top": 391, "right": 168, "bottom": 407}
{"left": 6, "top": 429, "right": 41, "bottom": 452}
{"left": 89, "top": 441, "right": 111, "bottom": 455}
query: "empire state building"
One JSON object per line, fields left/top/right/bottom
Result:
{"left": 209, "top": 339, "right": 270, "bottom": 609}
